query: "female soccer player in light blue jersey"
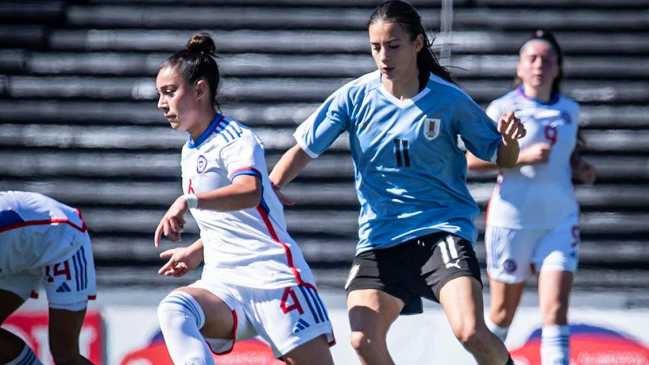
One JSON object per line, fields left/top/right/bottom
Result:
{"left": 270, "top": 1, "right": 525, "bottom": 365}
{"left": 467, "top": 30, "right": 596, "bottom": 365}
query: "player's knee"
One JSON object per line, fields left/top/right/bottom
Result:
{"left": 157, "top": 291, "right": 204, "bottom": 332}
{"left": 350, "top": 330, "right": 382, "bottom": 355}
{"left": 491, "top": 307, "right": 515, "bottom": 327}
{"left": 452, "top": 319, "right": 488, "bottom": 350}
{"left": 157, "top": 296, "right": 182, "bottom": 331}
{"left": 455, "top": 326, "right": 480, "bottom": 348}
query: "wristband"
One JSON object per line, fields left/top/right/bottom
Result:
{"left": 183, "top": 194, "right": 198, "bottom": 209}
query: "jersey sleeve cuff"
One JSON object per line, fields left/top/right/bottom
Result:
{"left": 293, "top": 132, "right": 321, "bottom": 159}
{"left": 229, "top": 167, "right": 263, "bottom": 182}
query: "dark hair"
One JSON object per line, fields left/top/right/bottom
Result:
{"left": 368, "top": 0, "right": 456, "bottom": 85}
{"left": 515, "top": 29, "right": 563, "bottom": 96}
{"left": 161, "top": 32, "right": 220, "bottom": 109}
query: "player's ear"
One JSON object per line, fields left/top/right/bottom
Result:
{"left": 195, "top": 79, "right": 207, "bottom": 99}
{"left": 414, "top": 33, "right": 425, "bottom": 53}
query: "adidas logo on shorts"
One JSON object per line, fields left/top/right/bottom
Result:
{"left": 56, "top": 282, "right": 72, "bottom": 293}
{"left": 292, "top": 318, "right": 310, "bottom": 334}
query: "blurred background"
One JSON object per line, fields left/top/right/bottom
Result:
{"left": 2, "top": 0, "right": 649, "bottom": 364}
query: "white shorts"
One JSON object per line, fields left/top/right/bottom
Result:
{"left": 189, "top": 279, "right": 335, "bottom": 358}
{"left": 485, "top": 214, "right": 580, "bottom": 284}
{"left": 0, "top": 227, "right": 96, "bottom": 311}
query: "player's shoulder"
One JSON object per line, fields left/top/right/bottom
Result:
{"left": 335, "top": 70, "right": 382, "bottom": 99}
{"left": 492, "top": 89, "right": 520, "bottom": 107}
{"left": 556, "top": 94, "right": 580, "bottom": 112}
{"left": 485, "top": 90, "right": 518, "bottom": 114}
{"left": 216, "top": 117, "right": 264, "bottom": 149}
{"left": 347, "top": 70, "right": 382, "bottom": 90}
{"left": 426, "top": 72, "right": 472, "bottom": 100}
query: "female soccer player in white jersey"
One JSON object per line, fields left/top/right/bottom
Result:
{"left": 466, "top": 30, "right": 597, "bottom": 365}
{"left": 153, "top": 33, "right": 335, "bottom": 365}
{"left": 0, "top": 191, "right": 96, "bottom": 365}
{"left": 269, "top": 2, "right": 525, "bottom": 365}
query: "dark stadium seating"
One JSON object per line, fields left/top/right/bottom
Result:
{"left": 1, "top": 0, "right": 649, "bottom": 292}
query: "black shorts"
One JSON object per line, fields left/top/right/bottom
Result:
{"left": 345, "top": 231, "right": 482, "bottom": 315}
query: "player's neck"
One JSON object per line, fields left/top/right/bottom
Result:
{"left": 382, "top": 69, "right": 420, "bottom": 101}
{"left": 522, "top": 84, "right": 552, "bottom": 103}
{"left": 188, "top": 109, "right": 218, "bottom": 142}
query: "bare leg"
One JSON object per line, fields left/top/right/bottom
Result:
{"left": 282, "top": 334, "right": 334, "bottom": 365}
{"left": 538, "top": 270, "right": 573, "bottom": 365}
{"left": 439, "top": 276, "right": 510, "bottom": 365}
{"left": 538, "top": 270, "right": 572, "bottom": 326}
{"left": 0, "top": 289, "right": 28, "bottom": 364}
{"left": 179, "top": 287, "right": 235, "bottom": 339}
{"left": 347, "top": 289, "right": 404, "bottom": 365}
{"left": 488, "top": 280, "right": 526, "bottom": 327}
{"left": 49, "top": 307, "right": 94, "bottom": 365}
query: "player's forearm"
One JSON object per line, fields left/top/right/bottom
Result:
{"left": 194, "top": 176, "right": 262, "bottom": 211}
{"left": 189, "top": 238, "right": 204, "bottom": 252}
{"left": 187, "top": 238, "right": 204, "bottom": 263}
{"left": 496, "top": 139, "right": 520, "bottom": 168}
{"left": 269, "top": 144, "right": 312, "bottom": 187}
{"left": 466, "top": 152, "right": 499, "bottom": 171}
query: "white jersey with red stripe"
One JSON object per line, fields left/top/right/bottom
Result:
{"left": 181, "top": 114, "right": 315, "bottom": 289}
{"left": 486, "top": 86, "right": 580, "bottom": 229}
{"left": 0, "top": 190, "right": 88, "bottom": 276}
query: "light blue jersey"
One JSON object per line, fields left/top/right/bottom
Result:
{"left": 295, "top": 71, "right": 503, "bottom": 254}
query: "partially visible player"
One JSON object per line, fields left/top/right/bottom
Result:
{"left": 0, "top": 191, "right": 96, "bottom": 365}
{"left": 269, "top": 1, "right": 525, "bottom": 365}
{"left": 466, "top": 30, "right": 596, "bottom": 365}
{"left": 153, "top": 32, "right": 335, "bottom": 365}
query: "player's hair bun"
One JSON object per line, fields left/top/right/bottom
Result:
{"left": 186, "top": 32, "right": 216, "bottom": 56}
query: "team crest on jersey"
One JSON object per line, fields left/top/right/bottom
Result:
{"left": 423, "top": 118, "right": 441, "bottom": 141}
{"left": 196, "top": 155, "right": 208, "bottom": 174}
{"left": 561, "top": 111, "right": 572, "bottom": 125}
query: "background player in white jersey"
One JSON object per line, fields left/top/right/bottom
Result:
{"left": 466, "top": 30, "right": 597, "bottom": 365}
{"left": 153, "top": 33, "right": 334, "bottom": 365}
{"left": 0, "top": 191, "right": 96, "bottom": 365}
{"left": 269, "top": 2, "right": 525, "bottom": 365}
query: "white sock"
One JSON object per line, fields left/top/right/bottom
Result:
{"left": 6, "top": 344, "right": 44, "bottom": 365}
{"left": 158, "top": 291, "right": 214, "bottom": 365}
{"left": 485, "top": 316, "right": 509, "bottom": 342}
{"left": 541, "top": 324, "right": 570, "bottom": 365}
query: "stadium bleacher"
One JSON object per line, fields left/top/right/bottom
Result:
{"left": 1, "top": 0, "right": 649, "bottom": 294}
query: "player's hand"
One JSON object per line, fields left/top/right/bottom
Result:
{"left": 498, "top": 112, "right": 526, "bottom": 144}
{"left": 518, "top": 142, "right": 552, "bottom": 165}
{"left": 158, "top": 246, "right": 202, "bottom": 277}
{"left": 154, "top": 196, "right": 188, "bottom": 247}
{"left": 574, "top": 160, "right": 597, "bottom": 185}
{"left": 271, "top": 182, "right": 295, "bottom": 206}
